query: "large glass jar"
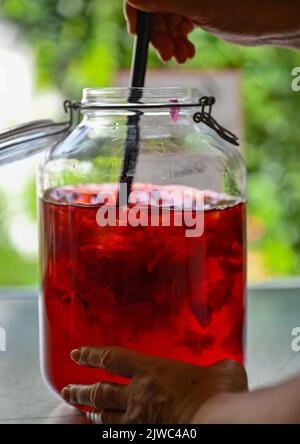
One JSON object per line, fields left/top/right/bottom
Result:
{"left": 38, "top": 87, "right": 246, "bottom": 399}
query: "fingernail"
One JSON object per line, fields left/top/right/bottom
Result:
{"left": 61, "top": 386, "right": 71, "bottom": 402}
{"left": 86, "top": 411, "right": 104, "bottom": 424}
{"left": 70, "top": 348, "right": 81, "bottom": 362}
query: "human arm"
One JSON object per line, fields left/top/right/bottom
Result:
{"left": 124, "top": 0, "right": 300, "bottom": 63}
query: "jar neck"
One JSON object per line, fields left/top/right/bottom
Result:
{"left": 80, "top": 87, "right": 201, "bottom": 118}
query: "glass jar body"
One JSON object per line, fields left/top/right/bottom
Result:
{"left": 38, "top": 88, "right": 246, "bottom": 399}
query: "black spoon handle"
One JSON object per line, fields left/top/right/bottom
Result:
{"left": 118, "top": 11, "right": 153, "bottom": 206}
{"left": 130, "top": 11, "right": 153, "bottom": 91}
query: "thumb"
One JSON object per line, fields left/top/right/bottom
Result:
{"left": 126, "top": 0, "right": 182, "bottom": 15}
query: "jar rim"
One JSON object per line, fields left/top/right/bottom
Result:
{"left": 82, "top": 87, "right": 201, "bottom": 105}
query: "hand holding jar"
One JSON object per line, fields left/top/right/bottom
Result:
{"left": 62, "top": 345, "right": 248, "bottom": 424}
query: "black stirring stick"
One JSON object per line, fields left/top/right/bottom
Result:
{"left": 119, "top": 11, "right": 153, "bottom": 206}
{"left": 129, "top": 11, "right": 153, "bottom": 94}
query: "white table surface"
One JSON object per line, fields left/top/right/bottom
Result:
{"left": 0, "top": 285, "right": 300, "bottom": 424}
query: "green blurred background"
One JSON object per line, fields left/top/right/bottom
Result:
{"left": 1, "top": 0, "right": 300, "bottom": 285}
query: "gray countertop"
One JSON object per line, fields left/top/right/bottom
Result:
{"left": 0, "top": 286, "right": 300, "bottom": 424}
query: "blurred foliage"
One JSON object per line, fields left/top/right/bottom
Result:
{"left": 0, "top": 185, "right": 37, "bottom": 285}
{"left": 1, "top": 0, "right": 300, "bottom": 283}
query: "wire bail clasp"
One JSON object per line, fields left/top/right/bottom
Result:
{"left": 193, "top": 96, "right": 239, "bottom": 146}
{"left": 63, "top": 99, "right": 81, "bottom": 128}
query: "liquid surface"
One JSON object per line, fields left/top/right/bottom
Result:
{"left": 39, "top": 184, "right": 246, "bottom": 398}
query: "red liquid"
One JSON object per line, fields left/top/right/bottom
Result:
{"left": 39, "top": 184, "right": 246, "bottom": 398}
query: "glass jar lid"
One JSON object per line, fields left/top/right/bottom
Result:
{"left": 0, "top": 119, "right": 71, "bottom": 165}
